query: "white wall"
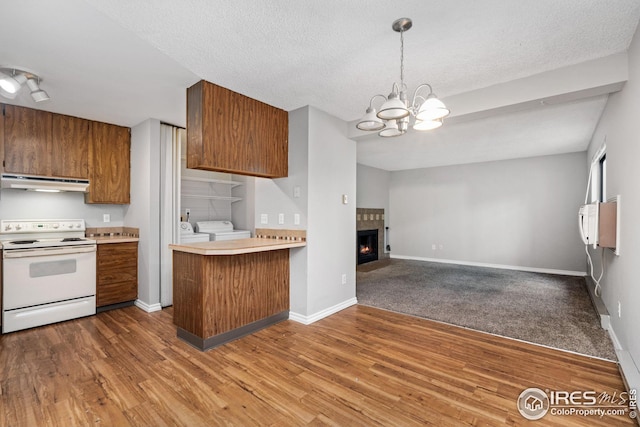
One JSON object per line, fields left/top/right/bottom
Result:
{"left": 356, "top": 163, "right": 390, "bottom": 212}
{"left": 254, "top": 106, "right": 356, "bottom": 320}
{"left": 389, "top": 152, "right": 587, "bottom": 273}
{"left": 307, "top": 106, "right": 357, "bottom": 315}
{"left": 0, "top": 190, "right": 125, "bottom": 226}
{"left": 586, "top": 22, "right": 640, "bottom": 392}
{"left": 124, "top": 119, "right": 161, "bottom": 311}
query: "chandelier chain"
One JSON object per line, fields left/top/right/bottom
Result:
{"left": 400, "top": 29, "right": 405, "bottom": 89}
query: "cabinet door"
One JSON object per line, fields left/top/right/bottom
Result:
{"left": 187, "top": 80, "right": 288, "bottom": 178}
{"left": 86, "top": 121, "right": 130, "bottom": 204}
{"left": 51, "top": 114, "right": 89, "bottom": 179}
{"left": 3, "top": 104, "right": 52, "bottom": 175}
{"left": 97, "top": 242, "right": 138, "bottom": 307}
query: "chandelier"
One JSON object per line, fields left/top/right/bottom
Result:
{"left": 356, "top": 18, "right": 449, "bottom": 137}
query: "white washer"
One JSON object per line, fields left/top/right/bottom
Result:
{"left": 179, "top": 222, "right": 210, "bottom": 244}
{"left": 195, "top": 220, "right": 251, "bottom": 241}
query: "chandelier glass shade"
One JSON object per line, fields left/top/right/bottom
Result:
{"left": 356, "top": 18, "right": 449, "bottom": 137}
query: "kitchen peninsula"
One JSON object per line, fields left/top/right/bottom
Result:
{"left": 169, "top": 233, "right": 305, "bottom": 350}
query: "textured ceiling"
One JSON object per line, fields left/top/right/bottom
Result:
{"left": 85, "top": 0, "right": 640, "bottom": 121}
{"left": 2, "top": 0, "right": 640, "bottom": 170}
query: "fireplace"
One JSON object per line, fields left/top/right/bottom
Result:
{"left": 357, "top": 229, "right": 378, "bottom": 264}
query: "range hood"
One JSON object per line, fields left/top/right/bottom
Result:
{"left": 1, "top": 174, "right": 90, "bottom": 192}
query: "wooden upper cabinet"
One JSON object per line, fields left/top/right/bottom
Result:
{"left": 85, "top": 122, "right": 130, "bottom": 204}
{"left": 3, "top": 105, "right": 90, "bottom": 179}
{"left": 3, "top": 104, "right": 52, "bottom": 175}
{"left": 51, "top": 114, "right": 90, "bottom": 179}
{"left": 1, "top": 104, "right": 130, "bottom": 204}
{"left": 187, "top": 80, "right": 288, "bottom": 178}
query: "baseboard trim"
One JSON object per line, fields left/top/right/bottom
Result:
{"left": 177, "top": 311, "right": 289, "bottom": 351}
{"left": 290, "top": 298, "right": 358, "bottom": 325}
{"left": 390, "top": 255, "right": 586, "bottom": 277}
{"left": 616, "top": 350, "right": 640, "bottom": 407}
{"left": 134, "top": 300, "right": 162, "bottom": 313}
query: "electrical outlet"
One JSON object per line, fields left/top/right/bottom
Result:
{"left": 294, "top": 213, "right": 300, "bottom": 225}
{"left": 342, "top": 194, "right": 348, "bottom": 204}
{"left": 260, "top": 214, "right": 268, "bottom": 224}
{"left": 278, "top": 213, "right": 285, "bottom": 225}
{"left": 103, "top": 214, "right": 110, "bottom": 223}
{"left": 185, "top": 208, "right": 191, "bottom": 216}
{"left": 293, "top": 186, "right": 301, "bottom": 198}
{"left": 341, "top": 274, "right": 347, "bottom": 285}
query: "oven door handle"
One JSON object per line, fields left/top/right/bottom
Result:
{"left": 3, "top": 245, "right": 97, "bottom": 258}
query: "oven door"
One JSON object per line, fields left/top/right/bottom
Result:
{"left": 3, "top": 245, "right": 96, "bottom": 310}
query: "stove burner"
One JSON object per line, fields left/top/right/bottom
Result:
{"left": 61, "top": 237, "right": 84, "bottom": 242}
{"left": 10, "top": 240, "right": 39, "bottom": 245}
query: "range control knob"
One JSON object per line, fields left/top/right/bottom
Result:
{"left": 53, "top": 223, "right": 60, "bottom": 229}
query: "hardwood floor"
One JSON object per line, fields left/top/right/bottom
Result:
{"left": 0, "top": 305, "right": 634, "bottom": 426}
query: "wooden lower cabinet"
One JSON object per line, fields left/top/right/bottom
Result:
{"left": 97, "top": 242, "right": 138, "bottom": 309}
{"left": 172, "top": 249, "right": 290, "bottom": 350}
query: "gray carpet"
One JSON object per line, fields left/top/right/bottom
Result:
{"left": 356, "top": 259, "right": 616, "bottom": 360}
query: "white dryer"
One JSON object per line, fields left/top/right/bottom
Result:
{"left": 179, "top": 222, "right": 210, "bottom": 244}
{"left": 195, "top": 220, "right": 251, "bottom": 241}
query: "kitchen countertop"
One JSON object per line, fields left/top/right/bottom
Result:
{"left": 93, "top": 236, "right": 140, "bottom": 244}
{"left": 169, "top": 237, "right": 306, "bottom": 255}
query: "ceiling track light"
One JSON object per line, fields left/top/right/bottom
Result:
{"left": 356, "top": 18, "right": 450, "bottom": 138}
{"left": 0, "top": 67, "right": 50, "bottom": 103}
{"left": 26, "top": 77, "right": 50, "bottom": 102}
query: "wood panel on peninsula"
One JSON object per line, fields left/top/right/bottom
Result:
{"left": 170, "top": 237, "right": 305, "bottom": 350}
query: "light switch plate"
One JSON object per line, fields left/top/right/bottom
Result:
{"left": 294, "top": 213, "right": 300, "bottom": 225}
{"left": 260, "top": 214, "right": 268, "bottom": 224}
{"left": 278, "top": 213, "right": 285, "bottom": 225}
{"left": 342, "top": 194, "right": 348, "bottom": 204}
{"left": 103, "top": 214, "right": 110, "bottom": 223}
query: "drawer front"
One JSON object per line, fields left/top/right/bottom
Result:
{"left": 97, "top": 280, "right": 137, "bottom": 307}
{"left": 98, "top": 268, "right": 137, "bottom": 286}
{"left": 97, "top": 243, "right": 138, "bottom": 269}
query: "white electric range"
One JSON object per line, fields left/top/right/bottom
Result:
{"left": 0, "top": 219, "right": 97, "bottom": 333}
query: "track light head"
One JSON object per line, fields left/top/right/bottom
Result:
{"left": 0, "top": 67, "right": 50, "bottom": 102}
{"left": 26, "top": 78, "right": 50, "bottom": 102}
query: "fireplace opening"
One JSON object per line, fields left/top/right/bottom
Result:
{"left": 357, "top": 229, "right": 378, "bottom": 265}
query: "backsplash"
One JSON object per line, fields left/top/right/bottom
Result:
{"left": 255, "top": 228, "right": 306, "bottom": 241}
{"left": 86, "top": 227, "right": 139, "bottom": 237}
